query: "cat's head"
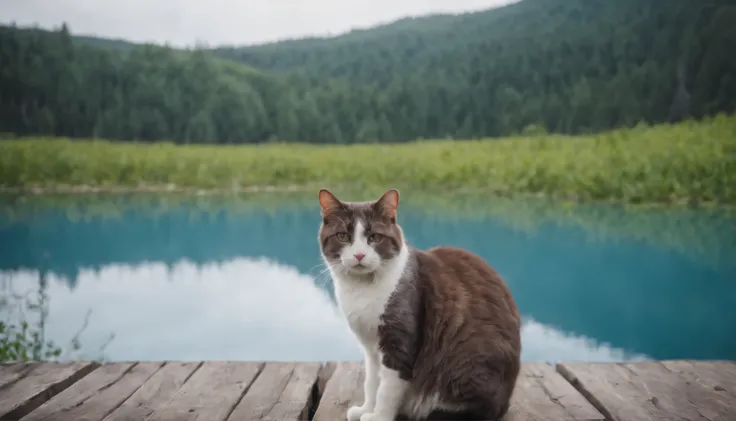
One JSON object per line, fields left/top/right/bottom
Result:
{"left": 318, "top": 188, "right": 405, "bottom": 276}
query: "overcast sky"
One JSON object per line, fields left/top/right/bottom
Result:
{"left": 3, "top": 0, "right": 518, "bottom": 47}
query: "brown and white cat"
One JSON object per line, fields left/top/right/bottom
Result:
{"left": 318, "top": 188, "right": 522, "bottom": 421}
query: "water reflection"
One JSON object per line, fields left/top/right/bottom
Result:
{"left": 1, "top": 258, "right": 356, "bottom": 362}
{"left": 2, "top": 257, "right": 646, "bottom": 363}
{"left": 0, "top": 194, "right": 734, "bottom": 362}
{"left": 520, "top": 318, "right": 647, "bottom": 362}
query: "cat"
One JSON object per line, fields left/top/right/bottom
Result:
{"left": 317, "top": 188, "right": 522, "bottom": 421}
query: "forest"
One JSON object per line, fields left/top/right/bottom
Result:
{"left": 0, "top": 0, "right": 734, "bottom": 144}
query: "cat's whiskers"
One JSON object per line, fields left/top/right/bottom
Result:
{"left": 307, "top": 262, "right": 327, "bottom": 274}
{"left": 313, "top": 266, "right": 334, "bottom": 288}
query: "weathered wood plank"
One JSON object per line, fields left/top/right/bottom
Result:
{"left": 312, "top": 362, "right": 603, "bottom": 421}
{"left": 226, "top": 363, "right": 295, "bottom": 420}
{"left": 504, "top": 362, "right": 605, "bottom": 421}
{"left": 102, "top": 362, "right": 202, "bottom": 421}
{"left": 3, "top": 361, "right": 733, "bottom": 421}
{"left": 312, "top": 362, "right": 363, "bottom": 421}
{"left": 318, "top": 362, "right": 337, "bottom": 397}
{"left": 557, "top": 361, "right": 736, "bottom": 421}
{"left": 0, "top": 363, "right": 38, "bottom": 389}
{"left": 20, "top": 362, "right": 162, "bottom": 421}
{"left": 622, "top": 361, "right": 736, "bottom": 421}
{"left": 144, "top": 361, "right": 263, "bottom": 421}
{"left": 661, "top": 360, "right": 736, "bottom": 400}
{"left": 0, "top": 361, "right": 99, "bottom": 420}
{"left": 227, "top": 362, "right": 321, "bottom": 420}
{"left": 265, "top": 362, "right": 322, "bottom": 420}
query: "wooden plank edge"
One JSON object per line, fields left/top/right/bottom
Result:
{"left": 220, "top": 362, "right": 266, "bottom": 421}
{"left": 307, "top": 363, "right": 336, "bottom": 421}
{"left": 317, "top": 362, "right": 337, "bottom": 398}
{"left": 284, "top": 363, "right": 324, "bottom": 421}
{"left": 0, "top": 361, "right": 101, "bottom": 420}
{"left": 555, "top": 363, "right": 614, "bottom": 421}
{"left": 102, "top": 361, "right": 205, "bottom": 421}
{"left": 224, "top": 362, "right": 324, "bottom": 421}
{"left": 273, "top": 362, "right": 324, "bottom": 421}
{"left": 0, "top": 363, "right": 39, "bottom": 390}
{"left": 94, "top": 362, "right": 168, "bottom": 421}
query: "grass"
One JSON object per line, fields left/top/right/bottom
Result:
{"left": 1, "top": 114, "right": 735, "bottom": 204}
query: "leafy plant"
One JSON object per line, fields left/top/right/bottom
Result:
{"left": 0, "top": 289, "right": 62, "bottom": 362}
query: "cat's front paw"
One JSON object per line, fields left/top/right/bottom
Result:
{"left": 359, "top": 413, "right": 393, "bottom": 421}
{"left": 347, "top": 405, "right": 370, "bottom": 421}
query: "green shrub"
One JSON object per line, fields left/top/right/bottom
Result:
{"left": 0, "top": 291, "right": 62, "bottom": 362}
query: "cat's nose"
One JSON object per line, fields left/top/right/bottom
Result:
{"left": 354, "top": 253, "right": 365, "bottom": 262}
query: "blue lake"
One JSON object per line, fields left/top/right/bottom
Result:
{"left": 1, "top": 193, "right": 735, "bottom": 363}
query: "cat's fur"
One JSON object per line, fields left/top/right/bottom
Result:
{"left": 318, "top": 188, "right": 521, "bottom": 421}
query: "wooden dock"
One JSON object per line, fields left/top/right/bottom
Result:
{"left": 0, "top": 360, "right": 734, "bottom": 420}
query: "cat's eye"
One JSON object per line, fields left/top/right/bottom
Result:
{"left": 336, "top": 232, "right": 350, "bottom": 242}
{"left": 368, "top": 233, "right": 384, "bottom": 243}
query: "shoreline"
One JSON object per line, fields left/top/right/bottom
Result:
{"left": 3, "top": 183, "right": 734, "bottom": 271}
{"left": 0, "top": 184, "right": 732, "bottom": 209}
{"left": 0, "top": 183, "right": 312, "bottom": 196}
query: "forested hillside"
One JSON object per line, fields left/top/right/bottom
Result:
{"left": 1, "top": 0, "right": 734, "bottom": 144}
{"left": 214, "top": 0, "right": 736, "bottom": 131}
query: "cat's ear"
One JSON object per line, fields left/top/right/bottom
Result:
{"left": 375, "top": 189, "right": 399, "bottom": 220}
{"left": 319, "top": 189, "right": 343, "bottom": 213}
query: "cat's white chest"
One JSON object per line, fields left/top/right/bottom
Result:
{"left": 333, "top": 277, "right": 396, "bottom": 345}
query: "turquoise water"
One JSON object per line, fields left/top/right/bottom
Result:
{"left": 1, "top": 193, "right": 735, "bottom": 363}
